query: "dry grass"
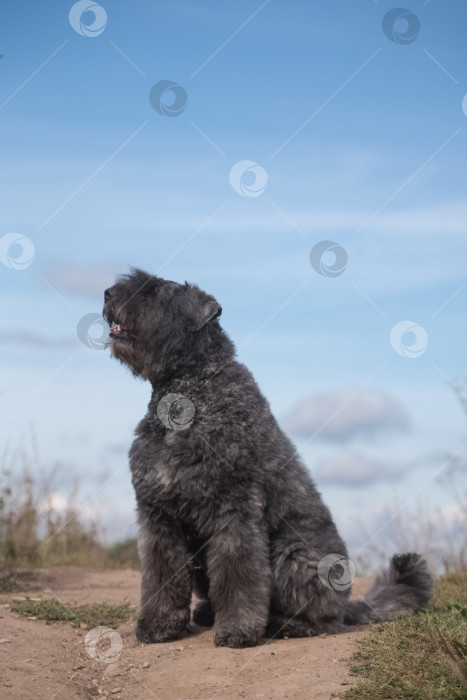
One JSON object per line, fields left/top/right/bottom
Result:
{"left": 0, "top": 464, "right": 108, "bottom": 568}
{"left": 355, "top": 380, "right": 467, "bottom": 578}
{"left": 355, "top": 498, "right": 467, "bottom": 577}
{"left": 0, "top": 439, "right": 138, "bottom": 570}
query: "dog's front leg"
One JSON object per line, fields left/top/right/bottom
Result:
{"left": 207, "top": 516, "right": 271, "bottom": 648}
{"left": 135, "top": 518, "right": 192, "bottom": 643}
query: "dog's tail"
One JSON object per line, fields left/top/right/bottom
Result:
{"left": 344, "top": 553, "right": 433, "bottom": 625}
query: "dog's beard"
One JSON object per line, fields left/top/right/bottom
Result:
{"left": 108, "top": 333, "right": 147, "bottom": 377}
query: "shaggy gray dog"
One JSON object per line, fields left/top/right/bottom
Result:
{"left": 103, "top": 268, "right": 433, "bottom": 648}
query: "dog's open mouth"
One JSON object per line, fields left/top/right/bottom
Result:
{"left": 109, "top": 323, "right": 134, "bottom": 341}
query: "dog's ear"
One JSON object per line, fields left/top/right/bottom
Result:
{"left": 187, "top": 284, "right": 222, "bottom": 332}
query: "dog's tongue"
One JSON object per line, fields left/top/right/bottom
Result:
{"left": 110, "top": 324, "right": 121, "bottom": 333}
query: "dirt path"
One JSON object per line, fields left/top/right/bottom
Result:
{"left": 0, "top": 568, "right": 371, "bottom": 699}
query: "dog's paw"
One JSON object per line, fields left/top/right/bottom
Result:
{"left": 213, "top": 625, "right": 263, "bottom": 648}
{"left": 193, "top": 600, "right": 215, "bottom": 627}
{"left": 136, "top": 613, "right": 189, "bottom": 644}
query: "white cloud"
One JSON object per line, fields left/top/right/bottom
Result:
{"left": 283, "top": 389, "right": 410, "bottom": 443}
{"left": 313, "top": 450, "right": 401, "bottom": 487}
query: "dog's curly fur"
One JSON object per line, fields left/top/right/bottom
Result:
{"left": 103, "top": 269, "right": 433, "bottom": 648}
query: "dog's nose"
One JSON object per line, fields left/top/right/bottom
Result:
{"left": 104, "top": 288, "right": 112, "bottom": 302}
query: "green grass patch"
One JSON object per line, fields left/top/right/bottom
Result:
{"left": 343, "top": 573, "right": 467, "bottom": 700}
{"left": 11, "top": 598, "right": 133, "bottom": 629}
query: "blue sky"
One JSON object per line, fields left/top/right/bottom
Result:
{"left": 1, "top": 1, "right": 466, "bottom": 565}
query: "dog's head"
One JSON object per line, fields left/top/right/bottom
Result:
{"left": 103, "top": 268, "right": 225, "bottom": 381}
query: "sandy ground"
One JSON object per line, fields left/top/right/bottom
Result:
{"left": 0, "top": 568, "right": 372, "bottom": 700}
